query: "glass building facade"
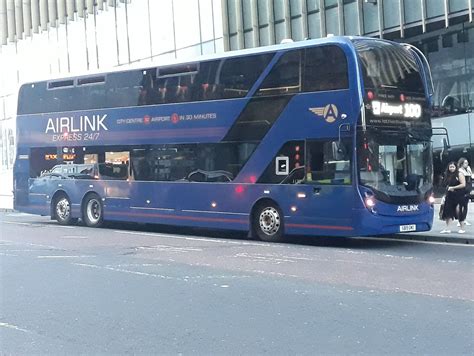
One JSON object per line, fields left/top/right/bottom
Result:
{"left": 0, "top": 0, "right": 223, "bottom": 208}
{"left": 223, "top": 0, "right": 473, "bottom": 189}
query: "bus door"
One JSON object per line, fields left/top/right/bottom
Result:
{"left": 302, "top": 138, "right": 354, "bottom": 228}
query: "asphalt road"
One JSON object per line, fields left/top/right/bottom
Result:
{"left": 1, "top": 212, "right": 473, "bottom": 355}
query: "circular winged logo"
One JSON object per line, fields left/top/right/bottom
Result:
{"left": 309, "top": 104, "right": 339, "bottom": 123}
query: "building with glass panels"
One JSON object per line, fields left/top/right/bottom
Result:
{"left": 0, "top": 0, "right": 223, "bottom": 208}
{"left": 223, "top": 0, "right": 473, "bottom": 188}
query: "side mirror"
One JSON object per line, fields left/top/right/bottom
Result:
{"left": 443, "top": 138, "right": 450, "bottom": 151}
{"left": 332, "top": 141, "right": 346, "bottom": 161}
{"left": 441, "top": 138, "right": 450, "bottom": 160}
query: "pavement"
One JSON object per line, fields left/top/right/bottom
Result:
{"left": 0, "top": 170, "right": 13, "bottom": 210}
{"left": 389, "top": 203, "right": 474, "bottom": 245}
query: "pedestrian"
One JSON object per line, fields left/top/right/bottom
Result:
{"left": 457, "top": 157, "right": 472, "bottom": 231}
{"left": 440, "top": 161, "right": 466, "bottom": 234}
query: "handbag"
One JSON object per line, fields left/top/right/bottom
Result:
{"left": 439, "top": 195, "right": 445, "bottom": 220}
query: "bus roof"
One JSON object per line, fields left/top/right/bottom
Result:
{"left": 19, "top": 35, "right": 381, "bottom": 89}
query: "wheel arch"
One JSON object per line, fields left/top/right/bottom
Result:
{"left": 81, "top": 190, "right": 102, "bottom": 205}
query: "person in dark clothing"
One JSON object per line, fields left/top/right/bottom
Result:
{"left": 440, "top": 162, "right": 466, "bottom": 234}
{"left": 457, "top": 157, "right": 472, "bottom": 232}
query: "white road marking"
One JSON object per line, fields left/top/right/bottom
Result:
{"left": 234, "top": 252, "right": 387, "bottom": 266}
{"left": 72, "top": 263, "right": 181, "bottom": 281}
{"left": 3, "top": 221, "right": 35, "bottom": 226}
{"left": 113, "top": 263, "right": 164, "bottom": 267}
{"left": 59, "top": 236, "right": 89, "bottom": 239}
{"left": 3, "top": 221, "right": 74, "bottom": 229}
{"left": 72, "top": 263, "right": 247, "bottom": 283}
{"left": 37, "top": 255, "right": 95, "bottom": 259}
{"left": 0, "top": 240, "right": 63, "bottom": 250}
{"left": 113, "top": 230, "right": 270, "bottom": 246}
{"left": 137, "top": 245, "right": 203, "bottom": 252}
{"left": 0, "top": 322, "right": 29, "bottom": 333}
{"left": 0, "top": 252, "right": 18, "bottom": 257}
{"left": 5, "top": 212, "right": 32, "bottom": 217}
{"left": 1, "top": 249, "right": 39, "bottom": 252}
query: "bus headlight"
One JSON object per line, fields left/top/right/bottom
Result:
{"left": 365, "top": 197, "right": 375, "bottom": 209}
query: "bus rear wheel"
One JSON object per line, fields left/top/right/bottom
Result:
{"left": 82, "top": 193, "right": 104, "bottom": 228}
{"left": 253, "top": 203, "right": 285, "bottom": 242}
{"left": 53, "top": 194, "right": 76, "bottom": 225}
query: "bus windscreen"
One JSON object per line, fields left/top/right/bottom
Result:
{"left": 353, "top": 39, "right": 425, "bottom": 94}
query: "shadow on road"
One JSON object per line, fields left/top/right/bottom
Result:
{"left": 46, "top": 219, "right": 416, "bottom": 250}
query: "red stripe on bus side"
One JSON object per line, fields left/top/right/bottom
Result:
{"left": 110, "top": 211, "right": 247, "bottom": 225}
{"left": 286, "top": 223, "right": 354, "bottom": 231}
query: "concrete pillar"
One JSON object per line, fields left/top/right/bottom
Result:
{"left": 0, "top": 0, "right": 8, "bottom": 44}
{"left": 76, "top": 0, "right": 84, "bottom": 17}
{"left": 14, "top": 0, "right": 23, "bottom": 39}
{"left": 57, "top": 0, "right": 66, "bottom": 24}
{"left": 66, "top": 0, "right": 74, "bottom": 20}
{"left": 48, "top": 0, "right": 57, "bottom": 27}
{"left": 39, "top": 0, "right": 48, "bottom": 31}
{"left": 22, "top": 0, "right": 30, "bottom": 37}
{"left": 31, "top": 0, "right": 39, "bottom": 33}
{"left": 86, "top": 0, "right": 93, "bottom": 14}
{"left": 6, "top": 0, "right": 16, "bottom": 42}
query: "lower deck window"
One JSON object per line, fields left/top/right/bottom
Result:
{"left": 130, "top": 142, "right": 257, "bottom": 182}
{"left": 259, "top": 139, "right": 352, "bottom": 185}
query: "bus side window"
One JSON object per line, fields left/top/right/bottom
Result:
{"left": 306, "top": 140, "right": 351, "bottom": 184}
{"left": 258, "top": 141, "right": 305, "bottom": 184}
{"left": 106, "top": 70, "right": 142, "bottom": 108}
{"left": 256, "top": 50, "right": 301, "bottom": 96}
{"left": 219, "top": 54, "right": 273, "bottom": 99}
{"left": 191, "top": 60, "right": 221, "bottom": 101}
{"left": 303, "top": 46, "right": 348, "bottom": 92}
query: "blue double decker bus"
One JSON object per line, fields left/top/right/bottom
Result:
{"left": 13, "top": 36, "right": 435, "bottom": 242}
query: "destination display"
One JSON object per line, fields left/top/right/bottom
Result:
{"left": 371, "top": 100, "right": 422, "bottom": 119}
{"left": 364, "top": 94, "right": 429, "bottom": 128}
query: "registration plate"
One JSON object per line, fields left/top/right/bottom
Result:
{"left": 399, "top": 224, "right": 416, "bottom": 232}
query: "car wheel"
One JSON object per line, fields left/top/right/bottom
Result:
{"left": 82, "top": 193, "right": 104, "bottom": 228}
{"left": 253, "top": 202, "right": 285, "bottom": 242}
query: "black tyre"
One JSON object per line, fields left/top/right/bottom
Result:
{"left": 82, "top": 193, "right": 104, "bottom": 228}
{"left": 53, "top": 194, "right": 76, "bottom": 225}
{"left": 253, "top": 202, "right": 285, "bottom": 242}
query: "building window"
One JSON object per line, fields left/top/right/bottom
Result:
{"left": 422, "top": 26, "right": 473, "bottom": 118}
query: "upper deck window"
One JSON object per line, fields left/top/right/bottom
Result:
{"left": 257, "top": 45, "right": 349, "bottom": 96}
{"left": 218, "top": 54, "right": 274, "bottom": 98}
{"left": 303, "top": 46, "right": 348, "bottom": 91}
{"left": 353, "top": 39, "right": 424, "bottom": 94}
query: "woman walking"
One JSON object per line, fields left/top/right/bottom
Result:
{"left": 457, "top": 157, "right": 472, "bottom": 232}
{"left": 440, "top": 162, "right": 465, "bottom": 234}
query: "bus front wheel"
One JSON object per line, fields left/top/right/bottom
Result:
{"left": 53, "top": 194, "right": 76, "bottom": 225}
{"left": 253, "top": 202, "right": 285, "bottom": 242}
{"left": 82, "top": 193, "right": 104, "bottom": 228}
